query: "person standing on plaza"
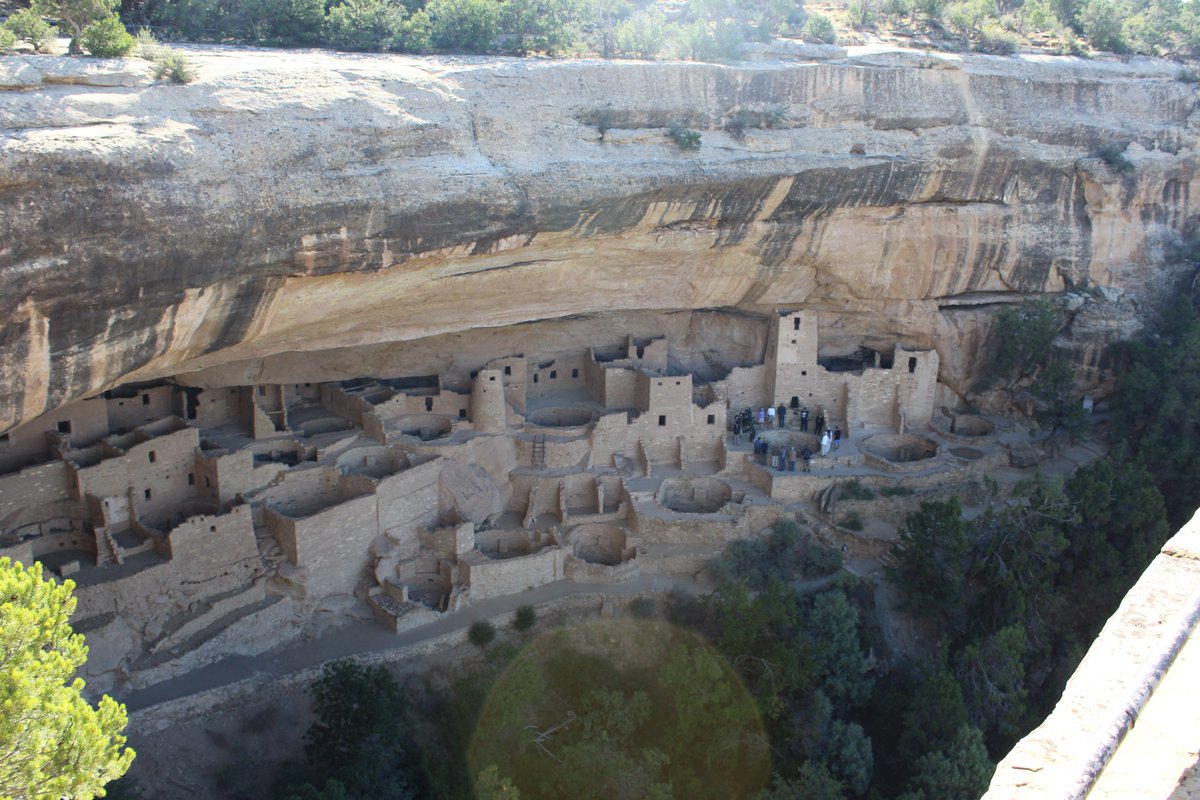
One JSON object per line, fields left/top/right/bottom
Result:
{"left": 833, "top": 426, "right": 842, "bottom": 450}
{"left": 800, "top": 407, "right": 809, "bottom": 432}
{"left": 778, "top": 403, "right": 787, "bottom": 428}
{"left": 767, "top": 405, "right": 776, "bottom": 428}
{"left": 821, "top": 430, "right": 831, "bottom": 457}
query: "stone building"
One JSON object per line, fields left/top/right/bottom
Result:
{"left": 0, "top": 307, "right": 948, "bottom": 676}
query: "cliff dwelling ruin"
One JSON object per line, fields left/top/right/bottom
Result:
{"left": 0, "top": 308, "right": 971, "bottom": 688}
{"left": 4, "top": 40, "right": 1200, "bottom": 800}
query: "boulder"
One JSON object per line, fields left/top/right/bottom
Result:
{"left": 439, "top": 460, "right": 502, "bottom": 525}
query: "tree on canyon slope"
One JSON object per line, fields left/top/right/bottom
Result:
{"left": 982, "top": 300, "right": 1061, "bottom": 389}
{"left": 0, "top": 557, "right": 135, "bottom": 800}
{"left": 31, "top": 0, "right": 117, "bottom": 51}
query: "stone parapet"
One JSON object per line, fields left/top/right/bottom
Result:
{"left": 985, "top": 509, "right": 1200, "bottom": 799}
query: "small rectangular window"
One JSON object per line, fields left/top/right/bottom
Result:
{"left": 504, "top": 366, "right": 512, "bottom": 376}
{"left": 550, "top": 370, "right": 557, "bottom": 379}
{"left": 489, "top": 376, "right": 496, "bottom": 382}
{"left": 658, "top": 415, "right": 667, "bottom": 427}
{"left": 205, "top": 477, "right": 211, "bottom": 488}
{"left": 57, "top": 420, "right": 72, "bottom": 434}
{"left": 908, "top": 357, "right": 918, "bottom": 373}
{"left": 257, "top": 386, "right": 266, "bottom": 396}
{"left": 187, "top": 473, "right": 195, "bottom": 485}
{"left": 148, "top": 451, "right": 157, "bottom": 463}
{"left": 675, "top": 380, "right": 681, "bottom": 386}
{"left": 707, "top": 414, "right": 715, "bottom": 425}
{"left": 791, "top": 339, "right": 797, "bottom": 345}
{"left": 533, "top": 374, "right": 539, "bottom": 384}
{"left": 142, "top": 394, "right": 151, "bottom": 405}
{"left": 793, "top": 317, "right": 801, "bottom": 330}
{"left": 305, "top": 383, "right": 312, "bottom": 387}
{"left": 801, "top": 370, "right": 807, "bottom": 377}
{"left": 210, "top": 525, "right": 217, "bottom": 532}
{"left": 459, "top": 408, "right": 467, "bottom": 419}
{"left": 424, "top": 397, "right": 433, "bottom": 411}
{"left": 144, "top": 488, "right": 152, "bottom": 500}
{"left": 572, "top": 368, "right": 579, "bottom": 378}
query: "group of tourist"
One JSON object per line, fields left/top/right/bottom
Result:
{"left": 752, "top": 437, "right": 812, "bottom": 472}
{"left": 732, "top": 403, "right": 846, "bottom": 471}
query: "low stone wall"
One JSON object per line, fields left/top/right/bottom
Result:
{"left": 461, "top": 547, "right": 567, "bottom": 601}
{"left": 630, "top": 504, "right": 749, "bottom": 546}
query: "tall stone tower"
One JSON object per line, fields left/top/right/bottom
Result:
{"left": 767, "top": 310, "right": 819, "bottom": 405}
{"left": 470, "top": 369, "right": 507, "bottom": 433}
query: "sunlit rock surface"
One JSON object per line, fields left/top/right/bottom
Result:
{"left": 1, "top": 47, "right": 1196, "bottom": 430}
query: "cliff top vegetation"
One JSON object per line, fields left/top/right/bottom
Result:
{"left": 1, "top": 0, "right": 1197, "bottom": 64}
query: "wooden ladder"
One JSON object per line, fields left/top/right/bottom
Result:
{"left": 531, "top": 436, "right": 546, "bottom": 470}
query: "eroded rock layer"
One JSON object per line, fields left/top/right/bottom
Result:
{"left": 1, "top": 48, "right": 1196, "bottom": 430}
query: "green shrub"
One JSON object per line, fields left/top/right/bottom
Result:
{"left": 710, "top": 19, "right": 745, "bottom": 58}
{"left": 5, "top": 9, "right": 59, "bottom": 52}
{"left": 977, "top": 21, "right": 1021, "bottom": 52}
{"left": 588, "top": 106, "right": 615, "bottom": 139}
{"left": 848, "top": 0, "right": 878, "bottom": 27}
{"left": 673, "top": 18, "right": 743, "bottom": 61}
{"left": 1097, "top": 143, "right": 1134, "bottom": 173}
{"left": 324, "top": 0, "right": 407, "bottom": 50}
{"left": 134, "top": 29, "right": 196, "bottom": 83}
{"left": 613, "top": 8, "right": 667, "bottom": 58}
{"left": 32, "top": 0, "right": 118, "bottom": 51}
{"left": 630, "top": 597, "right": 657, "bottom": 619}
{"left": 468, "top": 619, "right": 496, "bottom": 647}
{"left": 983, "top": 299, "right": 1060, "bottom": 388}
{"left": 803, "top": 13, "right": 837, "bottom": 43}
{"left": 1178, "top": 67, "right": 1200, "bottom": 83}
{"left": 427, "top": 0, "right": 499, "bottom": 51}
{"left": 716, "top": 518, "right": 842, "bottom": 586}
{"left": 668, "top": 123, "right": 701, "bottom": 150}
{"left": 840, "top": 480, "right": 876, "bottom": 500}
{"left": 394, "top": 9, "right": 433, "bottom": 51}
{"left": 803, "top": 533, "right": 845, "bottom": 574}
{"left": 1078, "top": 0, "right": 1127, "bottom": 52}
{"left": 512, "top": 604, "right": 536, "bottom": 631}
{"left": 726, "top": 104, "right": 789, "bottom": 139}
{"left": 153, "top": 51, "right": 196, "bottom": 83}
{"left": 839, "top": 511, "right": 865, "bottom": 531}
{"left": 243, "top": 0, "right": 325, "bottom": 44}
{"left": 881, "top": 485, "right": 915, "bottom": 497}
{"left": 80, "top": 13, "right": 134, "bottom": 56}
{"left": 501, "top": 0, "right": 582, "bottom": 55}
{"left": 0, "top": 26, "right": 17, "bottom": 52}
{"left": 134, "top": 27, "right": 163, "bottom": 58}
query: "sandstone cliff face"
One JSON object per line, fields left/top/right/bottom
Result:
{"left": 1, "top": 47, "right": 1196, "bottom": 430}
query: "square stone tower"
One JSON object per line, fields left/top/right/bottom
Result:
{"left": 766, "top": 309, "right": 819, "bottom": 407}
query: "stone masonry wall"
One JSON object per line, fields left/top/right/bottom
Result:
{"left": 0, "top": 460, "right": 76, "bottom": 534}
{"left": 0, "top": 397, "right": 109, "bottom": 475}
{"left": 461, "top": 547, "right": 566, "bottom": 600}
